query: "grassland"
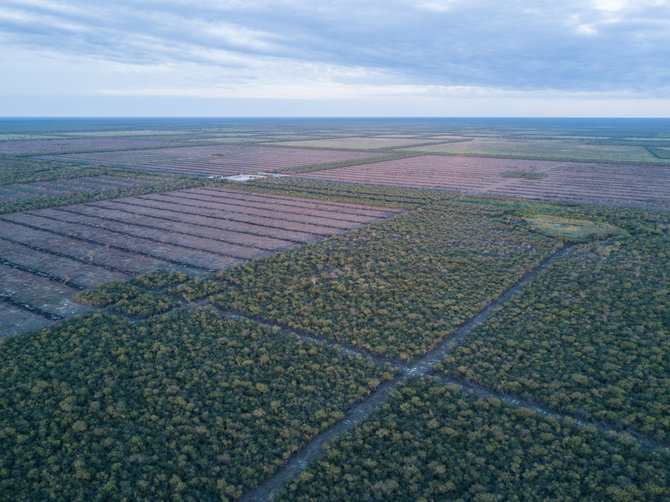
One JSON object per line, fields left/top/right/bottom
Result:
{"left": 524, "top": 214, "right": 625, "bottom": 240}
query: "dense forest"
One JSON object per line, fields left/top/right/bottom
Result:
{"left": 279, "top": 377, "right": 670, "bottom": 501}
{"left": 437, "top": 231, "right": 670, "bottom": 441}
{"left": 0, "top": 307, "right": 393, "bottom": 500}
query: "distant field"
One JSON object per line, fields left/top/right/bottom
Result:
{"left": 0, "top": 175, "right": 157, "bottom": 202}
{"left": 301, "top": 155, "right": 670, "bottom": 209}
{"left": 0, "top": 157, "right": 209, "bottom": 216}
{"left": 265, "top": 136, "right": 433, "bottom": 150}
{"left": 0, "top": 137, "right": 192, "bottom": 155}
{"left": 401, "top": 138, "right": 669, "bottom": 164}
{"left": 649, "top": 146, "right": 670, "bottom": 159}
{"left": 0, "top": 187, "right": 396, "bottom": 336}
{"left": 40, "top": 145, "right": 387, "bottom": 176}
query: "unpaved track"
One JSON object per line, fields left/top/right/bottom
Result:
{"left": 240, "top": 244, "right": 577, "bottom": 501}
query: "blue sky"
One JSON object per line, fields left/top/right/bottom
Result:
{"left": 1, "top": 0, "right": 669, "bottom": 116}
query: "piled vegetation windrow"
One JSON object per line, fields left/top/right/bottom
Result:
{"left": 192, "top": 200, "right": 561, "bottom": 360}
{"left": 221, "top": 177, "right": 455, "bottom": 209}
{"left": 0, "top": 156, "right": 207, "bottom": 215}
{"left": 437, "top": 230, "right": 670, "bottom": 442}
{"left": 73, "top": 270, "right": 188, "bottom": 318}
{"left": 501, "top": 170, "right": 549, "bottom": 179}
{"left": 0, "top": 307, "right": 394, "bottom": 501}
{"left": 0, "top": 156, "right": 111, "bottom": 185}
{"left": 39, "top": 144, "right": 387, "bottom": 177}
{"left": 279, "top": 377, "right": 670, "bottom": 501}
{"left": 279, "top": 152, "right": 420, "bottom": 174}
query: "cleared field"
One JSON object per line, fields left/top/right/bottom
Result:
{"left": 0, "top": 304, "right": 55, "bottom": 336}
{"left": 265, "top": 136, "right": 433, "bottom": 150}
{"left": 301, "top": 155, "right": 670, "bottom": 209}
{"left": 0, "top": 187, "right": 397, "bottom": 337}
{"left": 401, "top": 138, "right": 670, "bottom": 164}
{"left": 40, "top": 145, "right": 387, "bottom": 177}
{"left": 0, "top": 137, "right": 190, "bottom": 154}
{"left": 0, "top": 175, "right": 157, "bottom": 201}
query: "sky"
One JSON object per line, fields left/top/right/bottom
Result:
{"left": 1, "top": 0, "right": 669, "bottom": 117}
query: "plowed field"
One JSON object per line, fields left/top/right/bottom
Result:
{"left": 0, "top": 175, "right": 156, "bottom": 201}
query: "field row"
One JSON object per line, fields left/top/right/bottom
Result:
{"left": 0, "top": 187, "right": 396, "bottom": 337}
{"left": 0, "top": 137, "right": 192, "bottom": 154}
{"left": 41, "top": 145, "right": 387, "bottom": 177}
{"left": 301, "top": 155, "right": 670, "bottom": 208}
{"left": 0, "top": 175, "right": 157, "bottom": 201}
{"left": 228, "top": 177, "right": 454, "bottom": 209}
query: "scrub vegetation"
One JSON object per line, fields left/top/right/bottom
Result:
{"left": 0, "top": 156, "right": 206, "bottom": 215}
{"left": 0, "top": 308, "right": 393, "bottom": 501}
{"left": 2, "top": 118, "right": 669, "bottom": 501}
{"left": 437, "top": 232, "right": 670, "bottom": 441}
{"left": 191, "top": 199, "right": 559, "bottom": 359}
{"left": 279, "top": 378, "right": 670, "bottom": 502}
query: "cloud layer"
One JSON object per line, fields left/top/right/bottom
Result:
{"left": 1, "top": 0, "right": 669, "bottom": 115}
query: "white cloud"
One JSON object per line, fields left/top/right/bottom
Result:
{"left": 592, "top": 0, "right": 631, "bottom": 11}
{"left": 419, "top": 1, "right": 458, "bottom": 12}
{"left": 98, "top": 82, "right": 491, "bottom": 100}
{"left": 592, "top": 0, "right": 669, "bottom": 10}
{"left": 1, "top": 0, "right": 670, "bottom": 115}
{"left": 577, "top": 23, "right": 598, "bottom": 35}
